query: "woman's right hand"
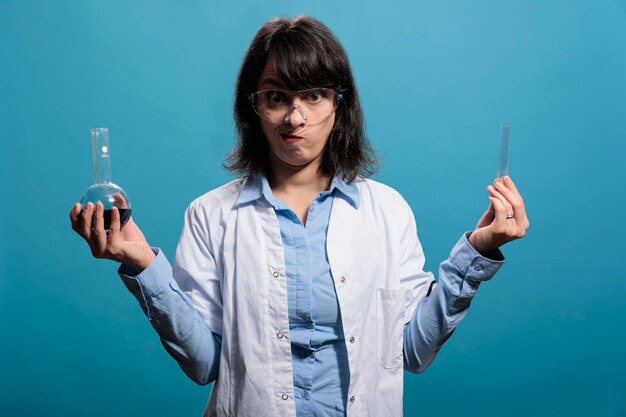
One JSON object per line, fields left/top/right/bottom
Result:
{"left": 69, "top": 202, "right": 156, "bottom": 271}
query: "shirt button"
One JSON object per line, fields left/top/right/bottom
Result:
{"left": 277, "top": 331, "right": 284, "bottom": 339}
{"left": 350, "top": 396, "right": 355, "bottom": 403}
{"left": 306, "top": 322, "right": 313, "bottom": 329}
{"left": 349, "top": 336, "right": 355, "bottom": 343}
{"left": 340, "top": 276, "right": 346, "bottom": 283}
{"left": 302, "top": 390, "right": 310, "bottom": 399}
{"left": 273, "top": 271, "right": 280, "bottom": 278}
{"left": 474, "top": 264, "right": 483, "bottom": 271}
{"left": 282, "top": 393, "right": 289, "bottom": 400}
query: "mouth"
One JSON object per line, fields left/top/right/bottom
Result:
{"left": 280, "top": 133, "right": 303, "bottom": 143}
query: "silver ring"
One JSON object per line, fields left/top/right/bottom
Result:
{"left": 506, "top": 213, "right": 515, "bottom": 219}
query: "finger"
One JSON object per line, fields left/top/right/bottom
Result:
{"left": 476, "top": 201, "right": 495, "bottom": 229}
{"left": 482, "top": 198, "right": 495, "bottom": 222}
{"left": 494, "top": 179, "right": 519, "bottom": 202}
{"left": 113, "top": 192, "right": 128, "bottom": 209}
{"left": 504, "top": 176, "right": 530, "bottom": 228}
{"left": 490, "top": 196, "right": 508, "bottom": 230}
{"left": 91, "top": 202, "right": 107, "bottom": 255}
{"left": 488, "top": 185, "right": 518, "bottom": 232}
{"left": 107, "top": 206, "right": 121, "bottom": 251}
{"left": 495, "top": 179, "right": 527, "bottom": 229}
{"left": 494, "top": 180, "right": 523, "bottom": 210}
{"left": 69, "top": 203, "right": 82, "bottom": 232}
{"left": 503, "top": 176, "right": 521, "bottom": 195}
{"left": 80, "top": 202, "right": 94, "bottom": 240}
{"left": 487, "top": 185, "right": 514, "bottom": 216}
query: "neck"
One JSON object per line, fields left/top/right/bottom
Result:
{"left": 267, "top": 157, "right": 331, "bottom": 195}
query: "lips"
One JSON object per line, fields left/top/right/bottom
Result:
{"left": 281, "top": 133, "right": 303, "bottom": 143}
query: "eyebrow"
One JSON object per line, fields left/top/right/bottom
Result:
{"left": 259, "top": 77, "right": 286, "bottom": 89}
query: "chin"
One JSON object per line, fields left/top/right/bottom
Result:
{"left": 282, "top": 157, "right": 315, "bottom": 168}
{"left": 272, "top": 151, "right": 320, "bottom": 170}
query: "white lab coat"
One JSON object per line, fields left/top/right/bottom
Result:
{"left": 172, "top": 176, "right": 434, "bottom": 417}
{"left": 170, "top": 176, "right": 492, "bottom": 417}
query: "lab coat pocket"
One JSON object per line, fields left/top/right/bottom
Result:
{"left": 376, "top": 288, "right": 407, "bottom": 369}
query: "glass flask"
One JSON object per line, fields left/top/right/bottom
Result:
{"left": 79, "top": 128, "right": 132, "bottom": 230}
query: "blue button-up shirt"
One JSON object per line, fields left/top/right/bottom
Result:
{"left": 236, "top": 173, "right": 360, "bottom": 417}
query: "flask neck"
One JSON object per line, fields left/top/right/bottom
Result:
{"left": 91, "top": 128, "right": 112, "bottom": 184}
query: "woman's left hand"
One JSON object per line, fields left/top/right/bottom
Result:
{"left": 468, "top": 176, "right": 530, "bottom": 254}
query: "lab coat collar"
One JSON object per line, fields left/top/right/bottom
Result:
{"left": 235, "top": 172, "right": 360, "bottom": 209}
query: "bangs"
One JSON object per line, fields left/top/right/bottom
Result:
{"left": 269, "top": 29, "right": 343, "bottom": 91}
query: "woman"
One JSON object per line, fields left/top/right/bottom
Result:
{"left": 70, "top": 16, "right": 529, "bottom": 417}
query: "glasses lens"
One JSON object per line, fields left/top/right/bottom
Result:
{"left": 252, "top": 88, "right": 337, "bottom": 124}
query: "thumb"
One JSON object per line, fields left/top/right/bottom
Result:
{"left": 476, "top": 200, "right": 495, "bottom": 229}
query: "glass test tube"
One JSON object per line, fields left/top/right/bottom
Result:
{"left": 498, "top": 124, "right": 510, "bottom": 178}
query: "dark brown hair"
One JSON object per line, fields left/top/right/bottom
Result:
{"left": 225, "top": 16, "right": 378, "bottom": 182}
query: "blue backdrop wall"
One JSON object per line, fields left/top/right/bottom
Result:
{"left": 2, "top": 1, "right": 625, "bottom": 416}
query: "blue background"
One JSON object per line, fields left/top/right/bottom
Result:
{"left": 2, "top": 1, "right": 625, "bottom": 416}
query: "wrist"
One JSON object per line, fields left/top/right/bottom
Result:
{"left": 469, "top": 232, "right": 491, "bottom": 255}
{"left": 468, "top": 232, "right": 480, "bottom": 251}
{"left": 133, "top": 248, "right": 156, "bottom": 271}
{"left": 468, "top": 232, "right": 502, "bottom": 259}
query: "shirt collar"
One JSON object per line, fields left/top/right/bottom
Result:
{"left": 235, "top": 172, "right": 360, "bottom": 209}
{"left": 329, "top": 175, "right": 360, "bottom": 209}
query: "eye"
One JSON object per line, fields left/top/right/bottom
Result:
{"left": 266, "top": 90, "right": 287, "bottom": 104}
{"left": 305, "top": 89, "right": 325, "bottom": 102}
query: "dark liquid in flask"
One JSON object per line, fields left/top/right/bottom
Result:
{"left": 103, "top": 208, "right": 132, "bottom": 229}
{"left": 80, "top": 208, "right": 132, "bottom": 230}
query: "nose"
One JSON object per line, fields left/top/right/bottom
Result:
{"left": 283, "top": 104, "right": 307, "bottom": 126}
